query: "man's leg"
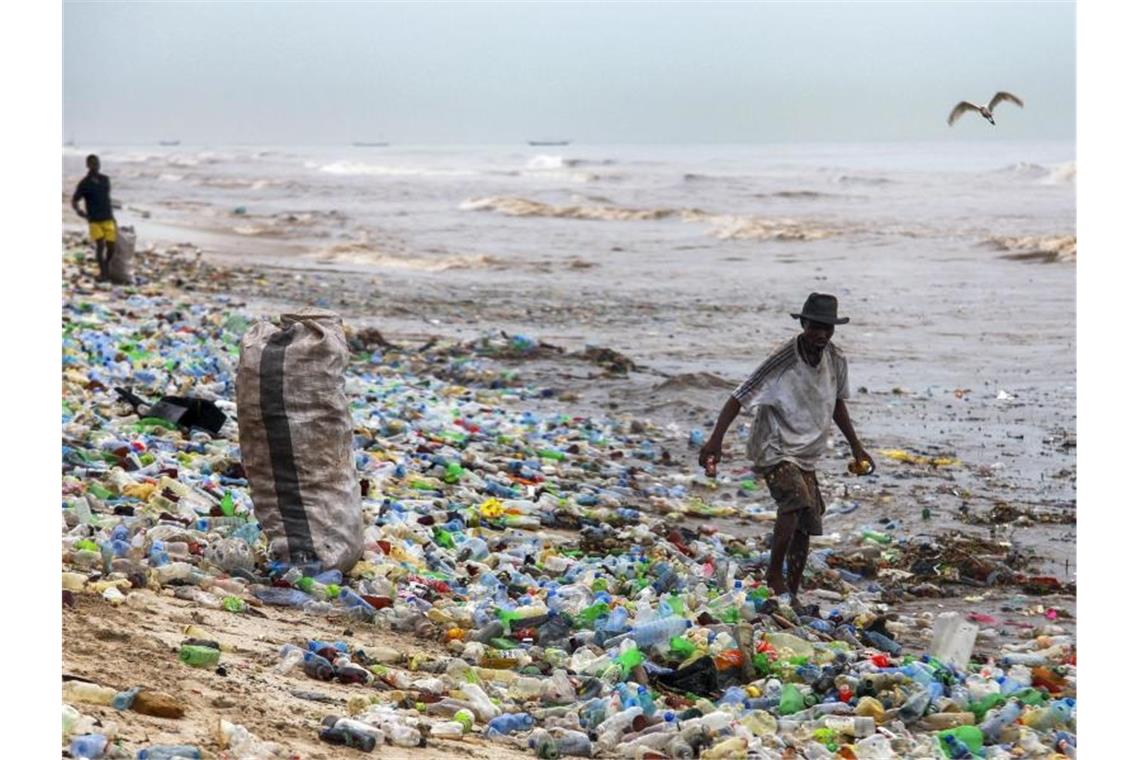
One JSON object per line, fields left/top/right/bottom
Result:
{"left": 766, "top": 511, "right": 797, "bottom": 596}
{"left": 105, "top": 241, "right": 116, "bottom": 280}
{"left": 786, "top": 530, "right": 811, "bottom": 597}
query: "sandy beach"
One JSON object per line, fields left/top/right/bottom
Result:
{"left": 61, "top": 142, "right": 1076, "bottom": 758}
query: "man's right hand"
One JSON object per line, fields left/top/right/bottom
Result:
{"left": 698, "top": 440, "right": 723, "bottom": 477}
{"left": 74, "top": 208, "right": 87, "bottom": 219}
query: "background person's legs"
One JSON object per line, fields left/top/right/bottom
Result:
{"left": 94, "top": 239, "right": 107, "bottom": 280}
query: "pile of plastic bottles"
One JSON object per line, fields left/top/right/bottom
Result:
{"left": 60, "top": 278, "right": 1076, "bottom": 759}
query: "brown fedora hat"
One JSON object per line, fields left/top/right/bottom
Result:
{"left": 790, "top": 292, "right": 849, "bottom": 325}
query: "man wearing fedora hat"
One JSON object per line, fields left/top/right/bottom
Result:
{"left": 699, "top": 292, "right": 874, "bottom": 605}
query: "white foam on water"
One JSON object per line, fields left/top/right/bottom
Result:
{"left": 318, "top": 161, "right": 476, "bottom": 178}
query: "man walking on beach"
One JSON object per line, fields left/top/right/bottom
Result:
{"left": 698, "top": 293, "right": 874, "bottom": 607}
{"left": 71, "top": 154, "right": 116, "bottom": 282}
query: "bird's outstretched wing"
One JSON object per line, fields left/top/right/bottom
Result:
{"left": 988, "top": 91, "right": 1024, "bottom": 111}
{"left": 948, "top": 101, "right": 981, "bottom": 126}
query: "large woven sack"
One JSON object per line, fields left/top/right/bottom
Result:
{"left": 236, "top": 309, "right": 362, "bottom": 572}
{"left": 108, "top": 225, "right": 135, "bottom": 285}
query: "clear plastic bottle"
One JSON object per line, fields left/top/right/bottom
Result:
{"left": 459, "top": 682, "right": 501, "bottom": 721}
{"left": 430, "top": 721, "right": 465, "bottom": 738}
{"left": 137, "top": 746, "right": 203, "bottom": 759}
{"left": 63, "top": 681, "right": 118, "bottom": 706}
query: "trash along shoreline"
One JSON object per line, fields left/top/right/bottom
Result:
{"left": 61, "top": 235, "right": 1076, "bottom": 759}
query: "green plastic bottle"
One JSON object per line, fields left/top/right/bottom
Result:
{"left": 221, "top": 596, "right": 246, "bottom": 613}
{"left": 862, "top": 530, "right": 892, "bottom": 545}
{"left": 779, "top": 684, "right": 805, "bottom": 715}
{"left": 967, "top": 693, "right": 1006, "bottom": 721}
{"left": 577, "top": 601, "right": 609, "bottom": 626}
{"left": 179, "top": 644, "right": 220, "bottom": 668}
{"left": 669, "top": 636, "right": 696, "bottom": 659}
{"left": 443, "top": 462, "right": 465, "bottom": 484}
{"left": 219, "top": 491, "right": 235, "bottom": 517}
{"left": 615, "top": 647, "right": 644, "bottom": 677}
{"left": 938, "top": 725, "right": 983, "bottom": 757}
{"left": 538, "top": 449, "right": 566, "bottom": 461}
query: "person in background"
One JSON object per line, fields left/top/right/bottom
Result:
{"left": 71, "top": 154, "right": 116, "bottom": 282}
{"left": 699, "top": 293, "right": 874, "bottom": 610}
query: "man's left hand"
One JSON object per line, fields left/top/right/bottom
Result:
{"left": 852, "top": 445, "right": 876, "bottom": 475}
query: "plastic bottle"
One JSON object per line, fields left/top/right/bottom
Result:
{"left": 1023, "top": 698, "right": 1074, "bottom": 731}
{"left": 779, "top": 684, "right": 805, "bottom": 715}
{"left": 69, "top": 734, "right": 109, "bottom": 759}
{"left": 862, "top": 630, "right": 902, "bottom": 656}
{"left": 179, "top": 645, "right": 220, "bottom": 668}
{"left": 431, "top": 721, "right": 465, "bottom": 738}
{"left": 703, "top": 736, "right": 747, "bottom": 759}
{"left": 898, "top": 686, "right": 932, "bottom": 724}
{"left": 852, "top": 733, "right": 893, "bottom": 760}
{"left": 821, "top": 715, "right": 876, "bottom": 738}
{"left": 596, "top": 705, "right": 643, "bottom": 736}
{"left": 617, "top": 616, "right": 691, "bottom": 649}
{"left": 938, "top": 725, "right": 984, "bottom": 757}
{"left": 137, "top": 746, "right": 203, "bottom": 759}
{"left": 112, "top": 686, "right": 142, "bottom": 711}
{"left": 253, "top": 587, "right": 312, "bottom": 607}
{"left": 275, "top": 644, "right": 306, "bottom": 674}
{"left": 487, "top": 712, "right": 535, "bottom": 736}
{"left": 303, "top": 654, "right": 336, "bottom": 681}
{"left": 979, "top": 698, "right": 1022, "bottom": 742}
{"left": 385, "top": 721, "right": 423, "bottom": 747}
{"left": 63, "top": 681, "right": 118, "bottom": 706}
{"left": 459, "top": 682, "right": 501, "bottom": 721}
{"left": 318, "top": 724, "right": 376, "bottom": 752}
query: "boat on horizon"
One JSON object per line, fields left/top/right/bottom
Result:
{"left": 528, "top": 139, "right": 571, "bottom": 146}
{"left": 158, "top": 140, "right": 181, "bottom": 146}
{"left": 352, "top": 141, "right": 389, "bottom": 147}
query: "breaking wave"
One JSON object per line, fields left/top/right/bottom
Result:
{"left": 314, "top": 243, "right": 503, "bottom": 270}
{"left": 681, "top": 210, "right": 847, "bottom": 241}
{"left": 987, "top": 234, "right": 1076, "bottom": 263}
{"left": 526, "top": 154, "right": 617, "bottom": 170}
{"left": 1045, "top": 161, "right": 1076, "bottom": 185}
{"left": 318, "top": 161, "right": 476, "bottom": 178}
{"left": 462, "top": 196, "right": 853, "bottom": 240}
{"left": 996, "top": 162, "right": 1051, "bottom": 179}
{"left": 461, "top": 196, "right": 676, "bottom": 221}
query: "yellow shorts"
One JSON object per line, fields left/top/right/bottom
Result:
{"left": 88, "top": 219, "right": 117, "bottom": 243}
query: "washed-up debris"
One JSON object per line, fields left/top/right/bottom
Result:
{"left": 60, "top": 240, "right": 1076, "bottom": 759}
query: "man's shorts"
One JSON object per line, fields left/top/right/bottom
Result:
{"left": 759, "top": 460, "right": 824, "bottom": 536}
{"left": 88, "top": 219, "right": 117, "bottom": 243}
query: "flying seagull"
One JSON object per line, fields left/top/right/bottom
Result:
{"left": 948, "top": 92, "right": 1024, "bottom": 126}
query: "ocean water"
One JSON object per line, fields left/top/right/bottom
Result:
{"left": 62, "top": 140, "right": 1075, "bottom": 384}
{"left": 61, "top": 140, "right": 1076, "bottom": 513}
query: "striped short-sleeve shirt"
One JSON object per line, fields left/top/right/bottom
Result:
{"left": 731, "top": 336, "right": 849, "bottom": 471}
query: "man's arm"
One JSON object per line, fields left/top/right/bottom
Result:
{"left": 71, "top": 182, "right": 87, "bottom": 218}
{"left": 833, "top": 398, "right": 874, "bottom": 472}
{"left": 698, "top": 396, "right": 741, "bottom": 476}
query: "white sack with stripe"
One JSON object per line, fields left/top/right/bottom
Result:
{"left": 236, "top": 308, "right": 363, "bottom": 572}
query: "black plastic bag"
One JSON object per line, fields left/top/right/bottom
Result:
{"left": 116, "top": 387, "right": 227, "bottom": 435}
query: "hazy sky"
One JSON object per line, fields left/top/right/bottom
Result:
{"left": 63, "top": 1, "right": 1075, "bottom": 144}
